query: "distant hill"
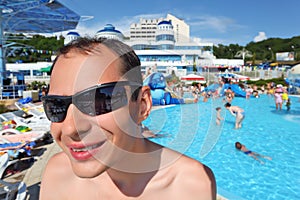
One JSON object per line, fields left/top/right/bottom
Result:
{"left": 214, "top": 36, "right": 300, "bottom": 62}
{"left": 4, "top": 33, "right": 300, "bottom": 63}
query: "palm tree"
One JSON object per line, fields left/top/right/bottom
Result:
{"left": 234, "top": 48, "right": 253, "bottom": 64}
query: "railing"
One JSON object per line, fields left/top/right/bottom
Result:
{"left": 24, "top": 75, "right": 50, "bottom": 84}
{"left": 199, "top": 69, "right": 285, "bottom": 85}
{"left": 0, "top": 75, "right": 50, "bottom": 99}
{"left": 235, "top": 70, "right": 285, "bottom": 80}
{"left": 0, "top": 84, "right": 26, "bottom": 100}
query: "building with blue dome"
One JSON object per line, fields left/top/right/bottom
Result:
{"left": 156, "top": 20, "right": 175, "bottom": 50}
{"left": 95, "top": 24, "right": 124, "bottom": 41}
{"left": 64, "top": 31, "right": 80, "bottom": 45}
{"left": 61, "top": 14, "right": 243, "bottom": 78}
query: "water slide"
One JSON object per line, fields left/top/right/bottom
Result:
{"left": 221, "top": 83, "right": 246, "bottom": 97}
{"left": 285, "top": 64, "right": 300, "bottom": 94}
{"left": 143, "top": 72, "right": 184, "bottom": 105}
{"left": 203, "top": 83, "right": 220, "bottom": 93}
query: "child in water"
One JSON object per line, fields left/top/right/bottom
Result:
{"left": 286, "top": 98, "right": 291, "bottom": 111}
{"left": 215, "top": 107, "right": 223, "bottom": 125}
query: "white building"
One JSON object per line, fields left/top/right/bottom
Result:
{"left": 95, "top": 24, "right": 124, "bottom": 41}
{"left": 129, "top": 17, "right": 164, "bottom": 41}
{"left": 64, "top": 31, "right": 80, "bottom": 45}
{"left": 5, "top": 13, "right": 242, "bottom": 85}
{"left": 166, "top": 14, "right": 190, "bottom": 43}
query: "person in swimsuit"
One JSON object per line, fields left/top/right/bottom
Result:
{"left": 274, "top": 89, "right": 283, "bottom": 110}
{"left": 235, "top": 142, "right": 272, "bottom": 164}
{"left": 224, "top": 103, "right": 245, "bottom": 129}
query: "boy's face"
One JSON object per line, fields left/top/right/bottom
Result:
{"left": 48, "top": 45, "right": 143, "bottom": 178}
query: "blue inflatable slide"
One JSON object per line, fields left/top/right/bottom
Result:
{"left": 221, "top": 83, "right": 247, "bottom": 97}
{"left": 204, "top": 83, "right": 247, "bottom": 97}
{"left": 143, "top": 72, "right": 184, "bottom": 105}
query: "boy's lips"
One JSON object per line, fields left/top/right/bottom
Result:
{"left": 69, "top": 141, "right": 106, "bottom": 161}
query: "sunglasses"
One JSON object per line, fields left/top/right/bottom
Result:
{"left": 41, "top": 81, "right": 142, "bottom": 123}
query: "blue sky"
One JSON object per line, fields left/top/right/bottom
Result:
{"left": 59, "top": 0, "right": 300, "bottom": 46}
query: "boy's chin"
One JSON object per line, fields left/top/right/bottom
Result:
{"left": 71, "top": 162, "right": 107, "bottom": 179}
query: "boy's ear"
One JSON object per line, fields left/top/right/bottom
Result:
{"left": 139, "top": 86, "right": 152, "bottom": 122}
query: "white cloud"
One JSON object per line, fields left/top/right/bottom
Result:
{"left": 253, "top": 32, "right": 267, "bottom": 42}
{"left": 58, "top": 13, "right": 165, "bottom": 38}
{"left": 188, "top": 15, "right": 242, "bottom": 33}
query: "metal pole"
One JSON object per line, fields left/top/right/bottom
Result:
{"left": 0, "top": 8, "right": 6, "bottom": 100}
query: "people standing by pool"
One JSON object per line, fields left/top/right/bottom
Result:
{"left": 245, "top": 86, "right": 253, "bottom": 99}
{"left": 281, "top": 88, "right": 289, "bottom": 105}
{"left": 260, "top": 85, "right": 265, "bottom": 94}
{"left": 267, "top": 86, "right": 274, "bottom": 96}
{"left": 225, "top": 87, "right": 235, "bottom": 103}
{"left": 39, "top": 37, "right": 216, "bottom": 200}
{"left": 224, "top": 103, "right": 245, "bottom": 129}
{"left": 274, "top": 86, "right": 283, "bottom": 110}
{"left": 215, "top": 107, "right": 223, "bottom": 125}
{"left": 235, "top": 142, "right": 272, "bottom": 164}
{"left": 252, "top": 85, "right": 259, "bottom": 98}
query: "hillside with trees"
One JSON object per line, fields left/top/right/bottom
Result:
{"left": 213, "top": 36, "right": 300, "bottom": 64}
{"left": 4, "top": 33, "right": 300, "bottom": 64}
{"left": 5, "top": 33, "right": 64, "bottom": 63}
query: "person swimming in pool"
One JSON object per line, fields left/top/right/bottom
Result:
{"left": 235, "top": 142, "right": 272, "bottom": 164}
{"left": 224, "top": 103, "right": 245, "bottom": 129}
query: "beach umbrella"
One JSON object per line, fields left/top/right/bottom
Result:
{"left": 289, "top": 64, "right": 300, "bottom": 74}
{"left": 286, "top": 64, "right": 300, "bottom": 89}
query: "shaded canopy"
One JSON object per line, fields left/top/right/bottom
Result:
{"left": 289, "top": 64, "right": 300, "bottom": 74}
{"left": 1, "top": 0, "right": 80, "bottom": 33}
{"left": 40, "top": 66, "right": 51, "bottom": 72}
{"left": 0, "top": 0, "right": 81, "bottom": 89}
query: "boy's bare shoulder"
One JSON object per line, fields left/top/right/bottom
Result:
{"left": 42, "top": 152, "right": 72, "bottom": 181}
{"left": 40, "top": 152, "right": 73, "bottom": 199}
{"left": 158, "top": 148, "right": 216, "bottom": 199}
{"left": 174, "top": 154, "right": 214, "bottom": 182}
{"left": 174, "top": 155, "right": 216, "bottom": 199}
{"left": 44, "top": 152, "right": 71, "bottom": 172}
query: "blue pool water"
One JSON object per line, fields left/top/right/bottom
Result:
{"left": 143, "top": 95, "right": 300, "bottom": 200}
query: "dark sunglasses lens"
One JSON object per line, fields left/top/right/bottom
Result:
{"left": 43, "top": 98, "right": 70, "bottom": 122}
{"left": 74, "top": 86, "right": 128, "bottom": 116}
{"left": 102, "top": 86, "right": 128, "bottom": 111}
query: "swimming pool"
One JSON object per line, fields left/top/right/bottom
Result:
{"left": 143, "top": 94, "right": 300, "bottom": 200}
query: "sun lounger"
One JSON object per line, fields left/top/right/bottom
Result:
{"left": 0, "top": 179, "right": 27, "bottom": 200}
{"left": 0, "top": 130, "right": 45, "bottom": 144}
{"left": 14, "top": 102, "right": 47, "bottom": 120}
{"left": 0, "top": 112, "right": 50, "bottom": 132}
{"left": 0, "top": 141, "right": 36, "bottom": 158}
{"left": 0, "top": 153, "right": 19, "bottom": 179}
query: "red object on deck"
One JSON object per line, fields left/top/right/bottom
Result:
{"left": 181, "top": 74, "right": 206, "bottom": 81}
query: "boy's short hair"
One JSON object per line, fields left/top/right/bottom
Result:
{"left": 49, "top": 37, "right": 142, "bottom": 101}
{"left": 216, "top": 107, "right": 221, "bottom": 111}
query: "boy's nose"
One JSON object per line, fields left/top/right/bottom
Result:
{"left": 61, "top": 104, "right": 93, "bottom": 137}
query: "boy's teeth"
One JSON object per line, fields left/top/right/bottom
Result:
{"left": 72, "top": 144, "right": 100, "bottom": 152}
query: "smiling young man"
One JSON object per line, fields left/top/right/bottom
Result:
{"left": 39, "top": 37, "right": 216, "bottom": 200}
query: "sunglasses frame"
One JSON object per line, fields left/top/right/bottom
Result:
{"left": 41, "top": 81, "right": 142, "bottom": 122}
